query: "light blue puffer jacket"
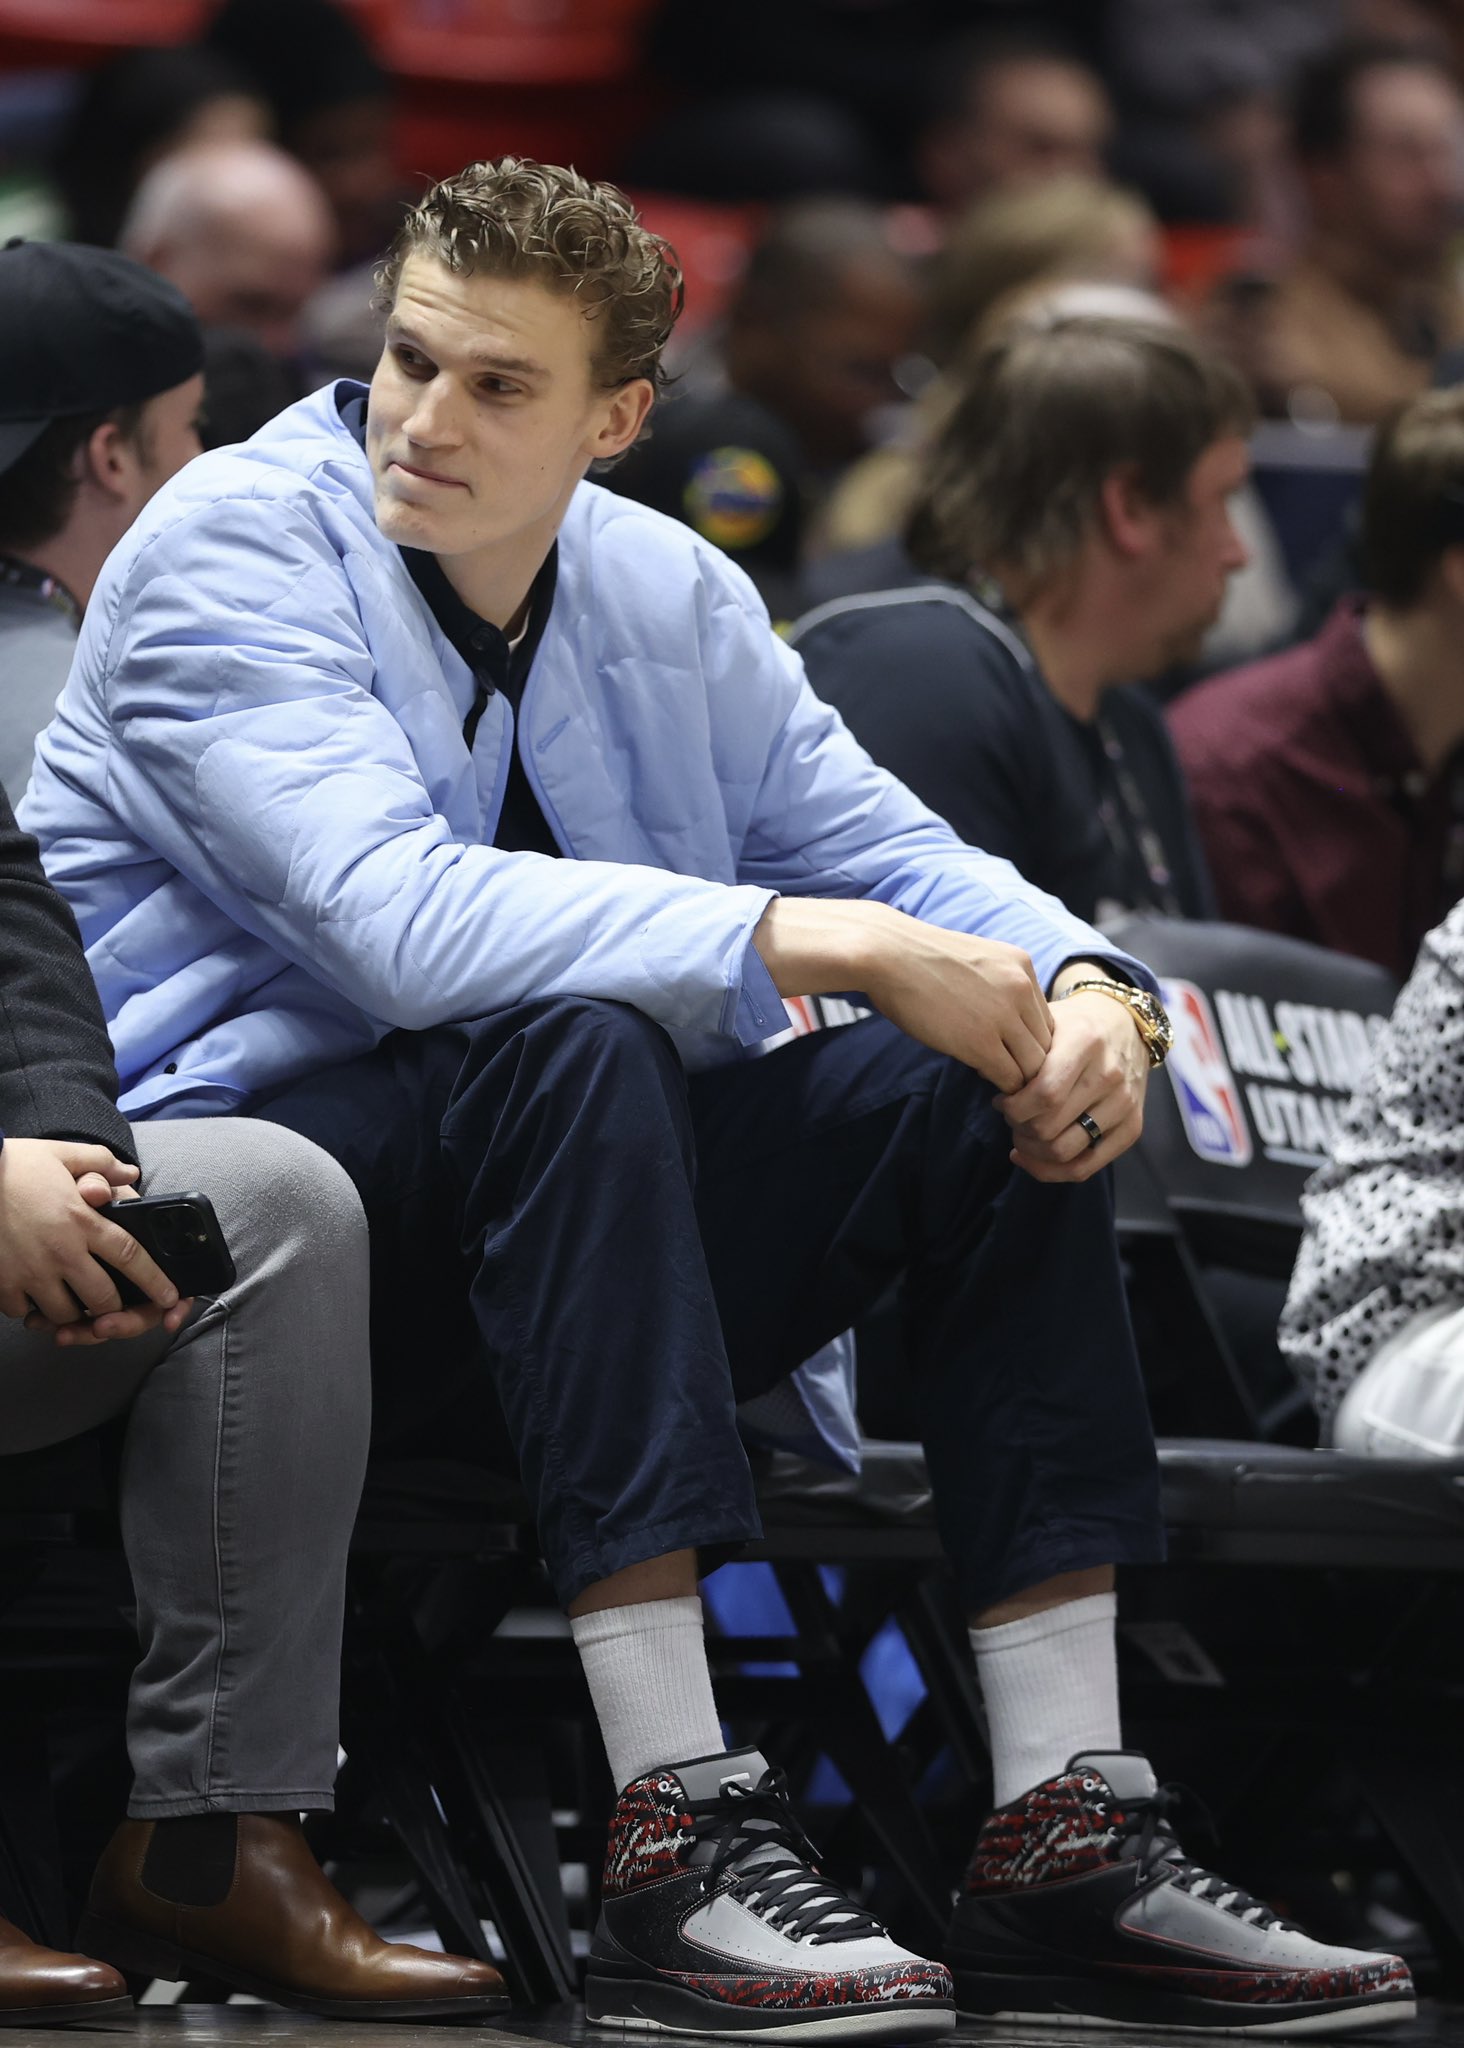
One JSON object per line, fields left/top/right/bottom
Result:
{"left": 25, "top": 381, "right": 1146, "bottom": 1122}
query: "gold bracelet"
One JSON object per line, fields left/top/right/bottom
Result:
{"left": 1058, "top": 978, "right": 1173, "bottom": 1069}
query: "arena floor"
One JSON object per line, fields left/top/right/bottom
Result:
{"left": 2, "top": 2005, "right": 1454, "bottom": 2047}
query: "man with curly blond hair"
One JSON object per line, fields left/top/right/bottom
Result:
{"left": 26, "top": 159, "right": 1413, "bottom": 2038}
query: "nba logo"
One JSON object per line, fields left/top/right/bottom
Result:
{"left": 1161, "top": 979, "right": 1253, "bottom": 1168}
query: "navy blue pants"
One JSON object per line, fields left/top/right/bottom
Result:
{"left": 254, "top": 999, "right": 1163, "bottom": 1608}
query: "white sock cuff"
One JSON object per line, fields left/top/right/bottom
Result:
{"left": 971, "top": 1590, "right": 1117, "bottom": 1654}
{"left": 967, "top": 1592, "right": 1122, "bottom": 1807}
{"left": 569, "top": 1594, "right": 705, "bottom": 1650}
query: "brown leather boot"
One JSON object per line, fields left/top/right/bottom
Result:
{"left": 0, "top": 1915, "right": 130, "bottom": 2027}
{"left": 78, "top": 1814, "right": 510, "bottom": 2020}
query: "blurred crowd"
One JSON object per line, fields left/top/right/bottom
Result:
{"left": 5, "top": 0, "right": 1464, "bottom": 983}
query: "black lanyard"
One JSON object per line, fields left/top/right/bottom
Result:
{"left": 0, "top": 553, "right": 81, "bottom": 630}
{"left": 1095, "top": 713, "right": 1187, "bottom": 919}
{"left": 971, "top": 580, "right": 1187, "bottom": 919}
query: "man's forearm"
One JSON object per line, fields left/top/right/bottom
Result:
{"left": 753, "top": 894, "right": 1054, "bottom": 1094}
{"left": 751, "top": 896, "right": 897, "bottom": 1001}
{"left": 754, "top": 906, "right": 1128, "bottom": 1012}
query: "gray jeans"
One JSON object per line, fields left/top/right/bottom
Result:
{"left": 0, "top": 1119, "right": 370, "bottom": 1817}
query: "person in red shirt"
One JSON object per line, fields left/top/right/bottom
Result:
{"left": 1169, "top": 384, "right": 1464, "bottom": 979}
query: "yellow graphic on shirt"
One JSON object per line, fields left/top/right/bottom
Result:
{"left": 684, "top": 447, "right": 783, "bottom": 550}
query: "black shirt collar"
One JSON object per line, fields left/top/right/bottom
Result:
{"left": 399, "top": 542, "right": 559, "bottom": 709}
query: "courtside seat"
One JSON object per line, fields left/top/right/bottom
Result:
{"left": 754, "top": 1437, "right": 1464, "bottom": 1570}
{"left": 1104, "top": 911, "right": 1398, "bottom": 1271}
{"left": 0, "top": 1434, "right": 133, "bottom": 1951}
{"left": 1100, "top": 913, "right": 1399, "bottom": 1438}
{"left": 0, "top": 1435, "right": 112, "bottom": 1549}
{"left": 351, "top": 1456, "right": 533, "bottom": 1557}
{"left": 1156, "top": 1438, "right": 1464, "bottom": 1566}
{"left": 1246, "top": 417, "right": 1371, "bottom": 591}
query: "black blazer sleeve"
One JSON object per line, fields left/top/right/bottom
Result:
{"left": 0, "top": 785, "right": 136, "bottom": 1164}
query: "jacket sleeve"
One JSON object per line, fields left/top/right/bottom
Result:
{"left": 0, "top": 785, "right": 135, "bottom": 1162}
{"left": 88, "top": 497, "right": 784, "bottom": 1044}
{"left": 727, "top": 593, "right": 1157, "bottom": 994}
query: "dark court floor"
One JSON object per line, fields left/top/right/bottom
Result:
{"left": 1, "top": 2004, "right": 1457, "bottom": 2047}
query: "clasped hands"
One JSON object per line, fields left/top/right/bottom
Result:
{"left": 753, "top": 900, "right": 1149, "bottom": 1185}
{"left": 877, "top": 931, "right": 1149, "bottom": 1185}
{"left": 993, "top": 971, "right": 1150, "bottom": 1184}
{"left": 0, "top": 1139, "right": 193, "bottom": 1347}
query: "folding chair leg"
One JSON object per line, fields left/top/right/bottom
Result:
{"left": 897, "top": 1576, "right": 991, "bottom": 1795}
{"left": 425, "top": 1695, "right": 577, "bottom": 2004}
{"left": 343, "top": 1566, "right": 576, "bottom": 2003}
{"left": 0, "top": 1714, "right": 66, "bottom": 1948}
{"left": 1346, "top": 1723, "right": 1464, "bottom": 1980}
{"left": 338, "top": 1691, "right": 497, "bottom": 1965}
{"left": 771, "top": 1562, "right": 952, "bottom": 1948}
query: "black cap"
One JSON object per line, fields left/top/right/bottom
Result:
{"left": 0, "top": 241, "right": 204, "bottom": 477}
{"left": 608, "top": 392, "right": 806, "bottom": 617}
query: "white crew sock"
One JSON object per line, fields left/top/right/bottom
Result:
{"left": 968, "top": 1591, "right": 1122, "bottom": 1808}
{"left": 570, "top": 1594, "right": 725, "bottom": 1792}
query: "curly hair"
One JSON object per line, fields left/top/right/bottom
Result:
{"left": 376, "top": 157, "right": 684, "bottom": 395}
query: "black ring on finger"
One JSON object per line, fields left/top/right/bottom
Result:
{"left": 1077, "top": 1111, "right": 1103, "bottom": 1149}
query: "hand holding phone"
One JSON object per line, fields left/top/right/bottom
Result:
{"left": 97, "top": 1191, "right": 236, "bottom": 1308}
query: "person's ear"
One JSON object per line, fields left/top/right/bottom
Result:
{"left": 80, "top": 417, "right": 142, "bottom": 505}
{"left": 1096, "top": 463, "right": 1159, "bottom": 561}
{"left": 591, "top": 378, "right": 656, "bottom": 462}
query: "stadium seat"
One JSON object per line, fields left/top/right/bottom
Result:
{"left": 0, "top": 0, "right": 204, "bottom": 64}
{"left": 1248, "top": 417, "right": 1372, "bottom": 592}
{"left": 1105, "top": 911, "right": 1398, "bottom": 1266}
{"left": 1103, "top": 912, "right": 1398, "bottom": 1437}
{"left": 624, "top": 192, "right": 761, "bottom": 336}
{"left": 368, "top": 0, "right": 657, "bottom": 86}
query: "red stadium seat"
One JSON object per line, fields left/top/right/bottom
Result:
{"left": 363, "top": 0, "right": 665, "bottom": 188}
{"left": 0, "top": 0, "right": 204, "bottom": 63}
{"left": 624, "top": 192, "right": 762, "bottom": 336}
{"left": 366, "top": 0, "right": 657, "bottom": 85}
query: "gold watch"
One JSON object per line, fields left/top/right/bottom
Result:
{"left": 1061, "top": 979, "right": 1173, "bottom": 1068}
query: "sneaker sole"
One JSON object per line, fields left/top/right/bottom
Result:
{"left": 586, "top": 1979, "right": 956, "bottom": 2041}
{"left": 954, "top": 1972, "right": 1415, "bottom": 2038}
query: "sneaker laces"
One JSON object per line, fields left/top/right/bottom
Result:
{"left": 692, "top": 1768, "right": 886, "bottom": 1945}
{"left": 1108, "top": 1784, "right": 1302, "bottom": 1933}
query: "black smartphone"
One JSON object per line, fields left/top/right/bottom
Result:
{"left": 97, "top": 1191, "right": 236, "bottom": 1308}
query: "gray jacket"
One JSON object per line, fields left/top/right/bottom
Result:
{"left": 0, "top": 578, "right": 76, "bottom": 808}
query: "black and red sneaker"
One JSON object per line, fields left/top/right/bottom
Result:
{"left": 946, "top": 1752, "right": 1415, "bottom": 2035}
{"left": 586, "top": 1746, "right": 955, "bottom": 2039}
